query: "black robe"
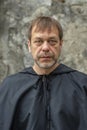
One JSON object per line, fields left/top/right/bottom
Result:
{"left": 0, "top": 64, "right": 87, "bottom": 130}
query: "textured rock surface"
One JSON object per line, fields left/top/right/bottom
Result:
{"left": 0, "top": 0, "right": 87, "bottom": 82}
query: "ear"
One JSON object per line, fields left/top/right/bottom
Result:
{"left": 60, "top": 39, "right": 63, "bottom": 47}
{"left": 28, "top": 40, "right": 31, "bottom": 52}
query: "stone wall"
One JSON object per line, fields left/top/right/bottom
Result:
{"left": 0, "top": 0, "right": 87, "bottom": 82}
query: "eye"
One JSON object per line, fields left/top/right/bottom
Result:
{"left": 34, "top": 39, "right": 43, "bottom": 46}
{"left": 48, "top": 39, "right": 58, "bottom": 45}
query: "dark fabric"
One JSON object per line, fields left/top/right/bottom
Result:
{"left": 0, "top": 64, "right": 87, "bottom": 130}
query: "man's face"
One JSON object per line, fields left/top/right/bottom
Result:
{"left": 28, "top": 26, "right": 63, "bottom": 74}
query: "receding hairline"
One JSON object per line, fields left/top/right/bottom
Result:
{"left": 28, "top": 16, "right": 63, "bottom": 40}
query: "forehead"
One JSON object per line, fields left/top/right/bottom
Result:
{"left": 31, "top": 25, "right": 59, "bottom": 36}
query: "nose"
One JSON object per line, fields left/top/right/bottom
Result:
{"left": 42, "top": 41, "right": 50, "bottom": 52}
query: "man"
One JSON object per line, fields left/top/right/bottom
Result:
{"left": 0, "top": 16, "right": 87, "bottom": 130}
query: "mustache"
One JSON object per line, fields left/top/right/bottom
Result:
{"left": 37, "top": 53, "right": 53, "bottom": 58}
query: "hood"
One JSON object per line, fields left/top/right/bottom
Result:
{"left": 20, "top": 64, "right": 75, "bottom": 76}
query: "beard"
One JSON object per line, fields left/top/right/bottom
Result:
{"left": 35, "top": 59, "right": 58, "bottom": 69}
{"left": 34, "top": 52, "right": 58, "bottom": 69}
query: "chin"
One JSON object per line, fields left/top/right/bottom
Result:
{"left": 38, "top": 63, "right": 57, "bottom": 69}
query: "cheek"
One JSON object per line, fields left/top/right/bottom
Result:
{"left": 31, "top": 46, "right": 41, "bottom": 57}
{"left": 51, "top": 46, "right": 61, "bottom": 55}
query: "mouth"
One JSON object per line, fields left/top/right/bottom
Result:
{"left": 40, "top": 56, "right": 52, "bottom": 61}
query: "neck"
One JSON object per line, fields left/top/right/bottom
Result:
{"left": 33, "top": 63, "right": 59, "bottom": 75}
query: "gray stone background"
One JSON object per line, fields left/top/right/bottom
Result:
{"left": 0, "top": 0, "right": 87, "bottom": 83}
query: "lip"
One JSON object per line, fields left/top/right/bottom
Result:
{"left": 40, "top": 57, "right": 51, "bottom": 61}
{"left": 42, "top": 56, "right": 50, "bottom": 58}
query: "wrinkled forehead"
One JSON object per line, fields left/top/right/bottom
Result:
{"left": 32, "top": 24, "right": 59, "bottom": 34}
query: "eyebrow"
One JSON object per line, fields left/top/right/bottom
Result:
{"left": 33, "top": 36, "right": 58, "bottom": 40}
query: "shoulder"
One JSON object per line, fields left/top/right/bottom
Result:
{"left": 69, "top": 69, "right": 87, "bottom": 86}
{"left": 59, "top": 64, "right": 87, "bottom": 95}
{"left": 0, "top": 67, "right": 39, "bottom": 102}
{"left": 66, "top": 69, "right": 87, "bottom": 99}
{"left": 0, "top": 67, "right": 38, "bottom": 91}
{"left": 60, "top": 64, "right": 87, "bottom": 84}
